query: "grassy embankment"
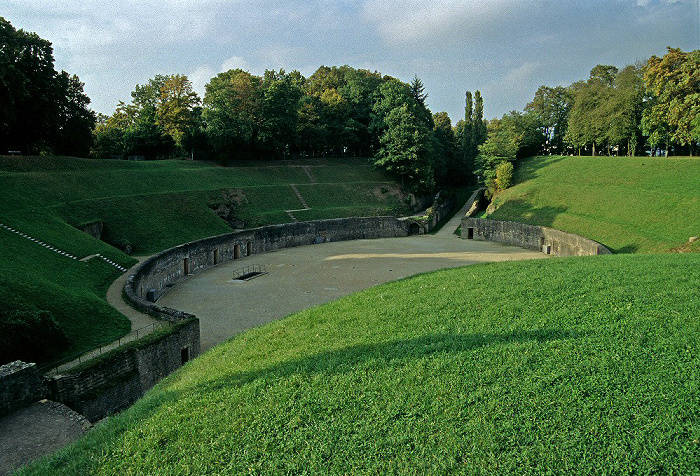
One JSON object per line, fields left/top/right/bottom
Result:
{"left": 0, "top": 156, "right": 408, "bottom": 363}
{"left": 20, "top": 254, "right": 700, "bottom": 474}
{"left": 487, "top": 155, "right": 700, "bottom": 253}
{"left": 18, "top": 154, "right": 700, "bottom": 474}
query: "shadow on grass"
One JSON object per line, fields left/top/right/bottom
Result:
{"left": 610, "top": 244, "right": 639, "bottom": 254}
{"left": 514, "top": 156, "right": 567, "bottom": 184}
{"left": 198, "top": 328, "right": 582, "bottom": 394}
{"left": 26, "top": 328, "right": 583, "bottom": 473}
{"left": 489, "top": 199, "right": 568, "bottom": 228}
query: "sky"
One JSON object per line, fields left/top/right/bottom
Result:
{"left": 4, "top": 0, "right": 699, "bottom": 122}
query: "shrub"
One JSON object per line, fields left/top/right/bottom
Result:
{"left": 495, "top": 161, "right": 514, "bottom": 191}
{"left": 0, "top": 309, "right": 70, "bottom": 364}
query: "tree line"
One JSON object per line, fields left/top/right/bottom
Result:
{"left": 475, "top": 47, "right": 699, "bottom": 196}
{"left": 91, "top": 66, "right": 477, "bottom": 192}
{"left": 2, "top": 17, "right": 697, "bottom": 194}
{"left": 0, "top": 17, "right": 96, "bottom": 157}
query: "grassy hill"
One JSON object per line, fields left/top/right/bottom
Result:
{"left": 8, "top": 154, "right": 700, "bottom": 473}
{"left": 19, "top": 253, "right": 700, "bottom": 474}
{"left": 486, "top": 155, "right": 700, "bottom": 253}
{"left": 0, "top": 156, "right": 410, "bottom": 364}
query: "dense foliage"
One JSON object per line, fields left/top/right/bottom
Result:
{"left": 0, "top": 309, "right": 68, "bottom": 364}
{"left": 475, "top": 47, "right": 698, "bottom": 199}
{"left": 0, "top": 17, "right": 95, "bottom": 156}
{"left": 94, "top": 66, "right": 470, "bottom": 192}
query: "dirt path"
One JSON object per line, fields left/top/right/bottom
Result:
{"left": 0, "top": 401, "right": 90, "bottom": 475}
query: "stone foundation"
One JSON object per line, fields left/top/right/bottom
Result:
{"left": 0, "top": 361, "right": 47, "bottom": 418}
{"left": 125, "top": 217, "right": 411, "bottom": 314}
{"left": 45, "top": 318, "right": 199, "bottom": 422}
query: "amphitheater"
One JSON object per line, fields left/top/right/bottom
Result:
{"left": 1, "top": 202, "right": 554, "bottom": 473}
{"left": 158, "top": 217, "right": 546, "bottom": 352}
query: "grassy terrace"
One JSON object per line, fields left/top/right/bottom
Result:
{"left": 487, "top": 155, "right": 700, "bottom": 253}
{"left": 0, "top": 156, "right": 408, "bottom": 363}
{"left": 20, "top": 253, "right": 700, "bottom": 474}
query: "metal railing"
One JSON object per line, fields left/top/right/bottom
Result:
{"left": 39, "top": 321, "right": 172, "bottom": 376}
{"left": 232, "top": 264, "right": 267, "bottom": 280}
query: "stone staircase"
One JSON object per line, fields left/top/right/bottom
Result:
{"left": 289, "top": 184, "right": 310, "bottom": 209}
{"left": 0, "top": 223, "right": 127, "bottom": 272}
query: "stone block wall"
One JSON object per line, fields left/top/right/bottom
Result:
{"left": 125, "top": 217, "right": 410, "bottom": 311}
{"left": 45, "top": 318, "right": 200, "bottom": 422}
{"left": 461, "top": 218, "right": 611, "bottom": 257}
{"left": 0, "top": 361, "right": 47, "bottom": 417}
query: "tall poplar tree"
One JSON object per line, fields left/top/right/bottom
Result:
{"left": 473, "top": 91, "right": 487, "bottom": 147}
{"left": 462, "top": 91, "right": 474, "bottom": 172}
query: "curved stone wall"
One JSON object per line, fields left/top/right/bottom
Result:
{"left": 124, "top": 217, "right": 410, "bottom": 319}
{"left": 460, "top": 217, "right": 611, "bottom": 256}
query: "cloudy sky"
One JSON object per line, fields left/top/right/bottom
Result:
{"left": 5, "top": 0, "right": 698, "bottom": 122}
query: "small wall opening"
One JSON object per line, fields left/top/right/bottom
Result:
{"left": 467, "top": 227, "right": 474, "bottom": 239}
{"left": 181, "top": 347, "right": 190, "bottom": 365}
{"left": 234, "top": 244, "right": 241, "bottom": 259}
{"left": 246, "top": 242, "right": 252, "bottom": 256}
{"left": 146, "top": 289, "right": 157, "bottom": 303}
{"left": 213, "top": 249, "right": 220, "bottom": 265}
{"left": 539, "top": 237, "right": 545, "bottom": 249}
{"left": 183, "top": 257, "right": 190, "bottom": 275}
{"left": 409, "top": 223, "right": 421, "bottom": 235}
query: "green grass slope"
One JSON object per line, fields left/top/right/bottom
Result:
{"left": 0, "top": 156, "right": 409, "bottom": 364}
{"left": 21, "top": 253, "right": 700, "bottom": 474}
{"left": 487, "top": 155, "right": 700, "bottom": 253}
{"left": 0, "top": 156, "right": 406, "bottom": 254}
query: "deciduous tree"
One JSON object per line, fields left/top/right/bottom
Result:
{"left": 643, "top": 47, "right": 700, "bottom": 155}
{"left": 0, "top": 17, "right": 95, "bottom": 156}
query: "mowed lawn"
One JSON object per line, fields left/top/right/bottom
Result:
{"left": 0, "top": 156, "right": 408, "bottom": 363}
{"left": 488, "top": 155, "right": 700, "bottom": 253}
{"left": 20, "top": 253, "right": 700, "bottom": 474}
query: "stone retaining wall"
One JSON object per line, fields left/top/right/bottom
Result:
{"left": 44, "top": 318, "right": 199, "bottom": 422}
{"left": 125, "top": 217, "right": 410, "bottom": 312}
{"left": 0, "top": 361, "right": 47, "bottom": 418}
{"left": 461, "top": 217, "right": 611, "bottom": 256}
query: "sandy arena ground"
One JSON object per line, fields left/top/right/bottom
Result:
{"left": 159, "top": 230, "right": 547, "bottom": 351}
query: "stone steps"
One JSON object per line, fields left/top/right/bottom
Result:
{"left": 0, "top": 223, "right": 127, "bottom": 272}
{"left": 289, "top": 184, "right": 310, "bottom": 210}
